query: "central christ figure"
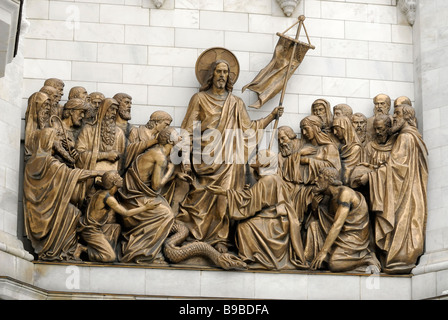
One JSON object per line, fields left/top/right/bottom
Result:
{"left": 177, "top": 51, "right": 283, "bottom": 254}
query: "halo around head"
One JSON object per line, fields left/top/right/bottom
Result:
{"left": 195, "top": 47, "right": 240, "bottom": 87}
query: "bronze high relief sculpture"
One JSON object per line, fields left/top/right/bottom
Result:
{"left": 22, "top": 16, "right": 428, "bottom": 275}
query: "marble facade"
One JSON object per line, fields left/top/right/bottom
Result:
{"left": 0, "top": 0, "right": 447, "bottom": 300}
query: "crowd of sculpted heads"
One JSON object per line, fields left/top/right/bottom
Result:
{"left": 23, "top": 58, "right": 427, "bottom": 276}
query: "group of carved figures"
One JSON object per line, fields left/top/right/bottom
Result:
{"left": 23, "top": 58, "right": 428, "bottom": 275}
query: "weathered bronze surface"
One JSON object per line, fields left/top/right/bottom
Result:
{"left": 22, "top": 18, "right": 428, "bottom": 275}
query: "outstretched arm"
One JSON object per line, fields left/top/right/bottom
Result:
{"left": 77, "top": 170, "right": 105, "bottom": 181}
{"left": 205, "top": 185, "right": 227, "bottom": 196}
{"left": 258, "top": 106, "right": 284, "bottom": 129}
{"left": 106, "top": 196, "right": 160, "bottom": 217}
{"left": 310, "top": 190, "right": 351, "bottom": 270}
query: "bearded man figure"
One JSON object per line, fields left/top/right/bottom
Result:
{"left": 113, "top": 93, "right": 134, "bottom": 174}
{"left": 365, "top": 114, "right": 397, "bottom": 167}
{"left": 75, "top": 98, "right": 126, "bottom": 206}
{"left": 177, "top": 55, "right": 283, "bottom": 254}
{"left": 125, "top": 110, "right": 173, "bottom": 170}
{"left": 52, "top": 98, "right": 88, "bottom": 167}
{"left": 24, "top": 91, "right": 52, "bottom": 161}
{"left": 24, "top": 128, "right": 103, "bottom": 262}
{"left": 113, "top": 93, "right": 133, "bottom": 138}
{"left": 76, "top": 98, "right": 126, "bottom": 173}
{"left": 366, "top": 94, "right": 392, "bottom": 142}
{"left": 354, "top": 104, "right": 428, "bottom": 274}
{"left": 352, "top": 112, "right": 368, "bottom": 146}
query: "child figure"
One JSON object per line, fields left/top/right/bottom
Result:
{"left": 78, "top": 170, "right": 159, "bottom": 263}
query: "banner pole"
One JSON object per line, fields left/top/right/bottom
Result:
{"left": 268, "top": 15, "right": 306, "bottom": 151}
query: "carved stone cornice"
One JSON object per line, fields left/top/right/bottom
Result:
{"left": 276, "top": 0, "right": 301, "bottom": 17}
{"left": 152, "top": 0, "right": 165, "bottom": 9}
{"left": 397, "top": 0, "right": 417, "bottom": 26}
{"left": 0, "top": 0, "right": 22, "bottom": 78}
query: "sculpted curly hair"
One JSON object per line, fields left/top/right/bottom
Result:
{"left": 318, "top": 167, "right": 343, "bottom": 186}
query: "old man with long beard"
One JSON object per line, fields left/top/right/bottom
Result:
{"left": 355, "top": 104, "right": 428, "bottom": 274}
{"left": 75, "top": 98, "right": 126, "bottom": 206}
{"left": 76, "top": 98, "right": 126, "bottom": 173}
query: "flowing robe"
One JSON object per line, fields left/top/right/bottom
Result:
{"left": 24, "top": 92, "right": 50, "bottom": 162}
{"left": 124, "top": 125, "right": 156, "bottom": 170}
{"left": 368, "top": 126, "right": 428, "bottom": 274}
{"left": 279, "top": 141, "right": 341, "bottom": 223}
{"left": 326, "top": 193, "right": 378, "bottom": 272}
{"left": 333, "top": 116, "right": 365, "bottom": 185}
{"left": 24, "top": 150, "right": 85, "bottom": 261}
{"left": 76, "top": 123, "right": 126, "bottom": 173}
{"left": 117, "top": 157, "right": 175, "bottom": 264}
{"left": 227, "top": 174, "right": 308, "bottom": 270}
{"left": 365, "top": 135, "right": 397, "bottom": 167}
{"left": 177, "top": 91, "right": 265, "bottom": 248}
{"left": 339, "top": 143, "right": 364, "bottom": 186}
{"left": 75, "top": 121, "right": 126, "bottom": 206}
{"left": 278, "top": 139, "right": 341, "bottom": 263}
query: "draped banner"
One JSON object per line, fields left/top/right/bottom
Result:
{"left": 243, "top": 33, "right": 313, "bottom": 109}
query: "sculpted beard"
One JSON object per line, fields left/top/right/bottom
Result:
{"left": 376, "top": 132, "right": 388, "bottom": 144}
{"left": 356, "top": 127, "right": 365, "bottom": 140}
{"left": 118, "top": 107, "right": 131, "bottom": 121}
{"left": 38, "top": 109, "right": 50, "bottom": 129}
{"left": 101, "top": 115, "right": 116, "bottom": 146}
{"left": 390, "top": 118, "right": 405, "bottom": 135}
{"left": 279, "top": 141, "right": 293, "bottom": 157}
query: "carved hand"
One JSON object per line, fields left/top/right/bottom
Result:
{"left": 311, "top": 194, "right": 324, "bottom": 212}
{"left": 271, "top": 106, "right": 284, "bottom": 118}
{"left": 70, "top": 148, "right": 79, "bottom": 160}
{"left": 101, "top": 151, "right": 120, "bottom": 162}
{"left": 310, "top": 250, "right": 327, "bottom": 270}
{"left": 177, "top": 172, "right": 193, "bottom": 183}
{"left": 354, "top": 173, "right": 369, "bottom": 186}
{"left": 182, "top": 163, "right": 192, "bottom": 175}
{"left": 205, "top": 185, "right": 227, "bottom": 196}
{"left": 144, "top": 199, "right": 161, "bottom": 210}
{"left": 300, "top": 146, "right": 317, "bottom": 156}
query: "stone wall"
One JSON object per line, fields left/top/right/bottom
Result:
{"left": 0, "top": 0, "right": 34, "bottom": 286}
{"left": 22, "top": 0, "right": 415, "bottom": 135}
{"left": 411, "top": 0, "right": 448, "bottom": 299}
{"left": 2, "top": 0, "right": 447, "bottom": 300}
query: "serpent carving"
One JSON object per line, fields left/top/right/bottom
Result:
{"left": 163, "top": 220, "right": 247, "bottom": 270}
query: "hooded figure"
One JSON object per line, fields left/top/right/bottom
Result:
{"left": 332, "top": 116, "right": 365, "bottom": 185}
{"left": 24, "top": 128, "right": 101, "bottom": 261}
{"left": 75, "top": 98, "right": 126, "bottom": 206}
{"left": 76, "top": 98, "right": 126, "bottom": 173}
{"left": 24, "top": 92, "right": 52, "bottom": 161}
